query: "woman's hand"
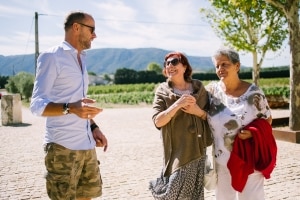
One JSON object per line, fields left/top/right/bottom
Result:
{"left": 180, "top": 95, "right": 206, "bottom": 119}
{"left": 238, "top": 129, "right": 252, "bottom": 140}
{"left": 181, "top": 103, "right": 197, "bottom": 115}
{"left": 154, "top": 94, "right": 195, "bottom": 127}
{"left": 177, "top": 94, "right": 196, "bottom": 109}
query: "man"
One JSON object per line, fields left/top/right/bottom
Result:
{"left": 30, "top": 11, "right": 108, "bottom": 200}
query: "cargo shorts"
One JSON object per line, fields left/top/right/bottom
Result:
{"left": 44, "top": 143, "right": 102, "bottom": 200}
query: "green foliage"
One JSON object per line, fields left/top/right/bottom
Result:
{"left": 147, "top": 62, "right": 162, "bottom": 74}
{"left": 0, "top": 76, "right": 9, "bottom": 88}
{"left": 5, "top": 78, "right": 18, "bottom": 93}
{"left": 88, "top": 83, "right": 157, "bottom": 94}
{"left": 88, "top": 71, "right": 97, "bottom": 76}
{"left": 200, "top": 0, "right": 288, "bottom": 85}
{"left": 258, "top": 78, "right": 289, "bottom": 87}
{"left": 109, "top": 66, "right": 289, "bottom": 85}
{"left": 114, "top": 68, "right": 138, "bottom": 84}
{"left": 114, "top": 68, "right": 165, "bottom": 84}
{"left": 193, "top": 67, "right": 289, "bottom": 81}
{"left": 193, "top": 72, "right": 219, "bottom": 81}
{"left": 261, "top": 86, "right": 290, "bottom": 98}
{"left": 88, "top": 83, "right": 157, "bottom": 107}
{"left": 87, "top": 78, "right": 289, "bottom": 107}
{"left": 201, "top": 0, "right": 287, "bottom": 52}
{"left": 5, "top": 72, "right": 35, "bottom": 101}
{"left": 103, "top": 74, "right": 112, "bottom": 82}
{"left": 90, "top": 92, "right": 154, "bottom": 106}
{"left": 245, "top": 77, "right": 290, "bottom": 98}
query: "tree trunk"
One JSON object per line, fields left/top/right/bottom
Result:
{"left": 252, "top": 51, "right": 259, "bottom": 86}
{"left": 288, "top": 2, "right": 300, "bottom": 130}
{"left": 265, "top": 0, "right": 300, "bottom": 130}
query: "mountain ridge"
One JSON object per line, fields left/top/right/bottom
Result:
{"left": 0, "top": 48, "right": 214, "bottom": 76}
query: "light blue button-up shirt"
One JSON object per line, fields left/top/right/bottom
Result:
{"left": 30, "top": 41, "right": 96, "bottom": 150}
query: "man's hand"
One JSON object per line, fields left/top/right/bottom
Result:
{"left": 92, "top": 127, "right": 108, "bottom": 152}
{"left": 69, "top": 98, "right": 103, "bottom": 119}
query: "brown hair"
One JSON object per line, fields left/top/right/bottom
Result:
{"left": 64, "top": 11, "right": 90, "bottom": 31}
{"left": 162, "top": 52, "right": 193, "bottom": 82}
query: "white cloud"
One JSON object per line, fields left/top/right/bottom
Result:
{"left": 0, "top": 0, "right": 290, "bottom": 67}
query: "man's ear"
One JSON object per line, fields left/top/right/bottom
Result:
{"left": 72, "top": 23, "right": 80, "bottom": 32}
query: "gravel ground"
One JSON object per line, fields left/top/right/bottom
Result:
{"left": 0, "top": 105, "right": 299, "bottom": 200}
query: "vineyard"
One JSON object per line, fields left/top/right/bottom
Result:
{"left": 88, "top": 83, "right": 155, "bottom": 107}
{"left": 87, "top": 78, "right": 290, "bottom": 108}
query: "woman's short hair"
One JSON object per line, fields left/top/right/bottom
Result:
{"left": 212, "top": 47, "right": 240, "bottom": 64}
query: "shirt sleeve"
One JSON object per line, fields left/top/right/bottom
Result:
{"left": 152, "top": 85, "right": 166, "bottom": 117}
{"left": 259, "top": 88, "right": 272, "bottom": 119}
{"left": 251, "top": 85, "right": 272, "bottom": 119}
{"left": 30, "top": 52, "right": 58, "bottom": 116}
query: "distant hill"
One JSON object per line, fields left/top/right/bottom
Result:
{"left": 0, "top": 48, "right": 214, "bottom": 76}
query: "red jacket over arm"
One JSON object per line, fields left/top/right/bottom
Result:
{"left": 227, "top": 118, "right": 277, "bottom": 192}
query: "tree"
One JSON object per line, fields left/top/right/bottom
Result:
{"left": 200, "top": 0, "right": 288, "bottom": 85}
{"left": 114, "top": 68, "right": 138, "bottom": 84}
{"left": 147, "top": 62, "right": 162, "bottom": 74}
{"left": 0, "top": 76, "right": 9, "bottom": 88}
{"left": 137, "top": 70, "right": 159, "bottom": 83}
{"left": 88, "top": 71, "right": 97, "bottom": 76}
{"left": 5, "top": 72, "right": 35, "bottom": 101}
{"left": 103, "top": 74, "right": 113, "bottom": 83}
{"left": 264, "top": 0, "right": 300, "bottom": 130}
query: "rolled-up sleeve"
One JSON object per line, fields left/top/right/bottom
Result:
{"left": 30, "top": 52, "right": 58, "bottom": 116}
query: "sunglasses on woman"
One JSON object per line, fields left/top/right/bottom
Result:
{"left": 165, "top": 58, "right": 181, "bottom": 67}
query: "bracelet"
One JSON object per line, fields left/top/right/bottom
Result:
{"left": 90, "top": 123, "right": 99, "bottom": 132}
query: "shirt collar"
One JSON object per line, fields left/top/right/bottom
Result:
{"left": 61, "top": 41, "right": 87, "bottom": 56}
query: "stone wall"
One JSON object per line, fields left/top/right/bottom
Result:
{"left": 1, "top": 94, "right": 22, "bottom": 125}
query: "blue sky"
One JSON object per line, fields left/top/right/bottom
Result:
{"left": 0, "top": 0, "right": 290, "bottom": 67}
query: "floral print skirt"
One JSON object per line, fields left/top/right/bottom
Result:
{"left": 149, "top": 156, "right": 205, "bottom": 200}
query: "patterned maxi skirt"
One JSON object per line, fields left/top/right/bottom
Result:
{"left": 149, "top": 156, "right": 205, "bottom": 200}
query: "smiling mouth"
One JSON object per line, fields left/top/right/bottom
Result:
{"left": 168, "top": 69, "right": 177, "bottom": 73}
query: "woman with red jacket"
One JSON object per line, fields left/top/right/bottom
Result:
{"left": 206, "top": 47, "right": 275, "bottom": 200}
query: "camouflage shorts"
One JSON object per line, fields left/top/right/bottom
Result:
{"left": 44, "top": 143, "right": 102, "bottom": 200}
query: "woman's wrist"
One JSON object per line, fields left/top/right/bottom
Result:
{"left": 199, "top": 110, "right": 207, "bottom": 120}
{"left": 165, "top": 104, "right": 177, "bottom": 119}
{"left": 165, "top": 111, "right": 172, "bottom": 119}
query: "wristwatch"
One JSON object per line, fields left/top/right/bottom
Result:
{"left": 62, "top": 103, "right": 70, "bottom": 115}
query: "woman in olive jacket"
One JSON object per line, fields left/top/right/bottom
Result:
{"left": 149, "top": 52, "right": 212, "bottom": 200}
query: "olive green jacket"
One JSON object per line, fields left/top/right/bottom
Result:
{"left": 152, "top": 79, "right": 212, "bottom": 177}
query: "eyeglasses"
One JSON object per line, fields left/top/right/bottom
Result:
{"left": 76, "top": 22, "right": 95, "bottom": 34}
{"left": 165, "top": 58, "right": 181, "bottom": 67}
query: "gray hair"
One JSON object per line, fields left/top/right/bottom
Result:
{"left": 212, "top": 47, "right": 240, "bottom": 64}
